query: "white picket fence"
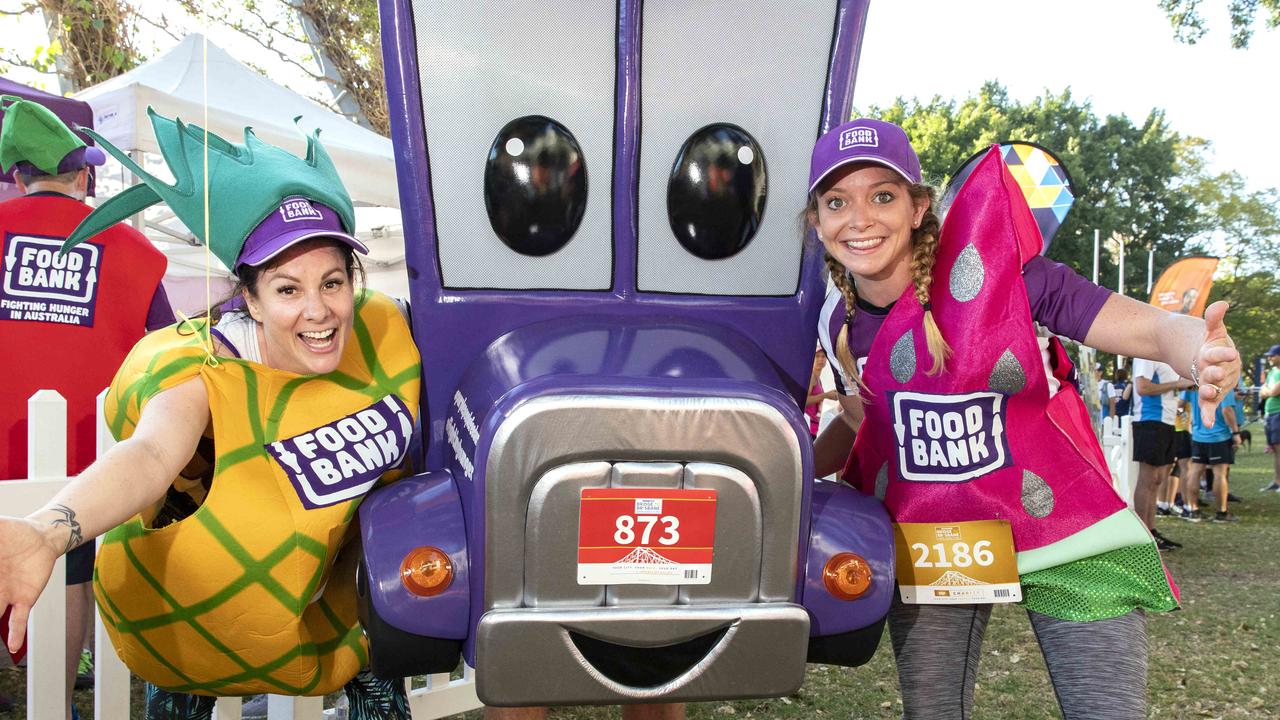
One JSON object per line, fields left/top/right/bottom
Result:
{"left": 1102, "top": 414, "right": 1138, "bottom": 507}
{"left": 7, "top": 391, "right": 1140, "bottom": 719}
{"left": 1, "top": 390, "right": 481, "bottom": 719}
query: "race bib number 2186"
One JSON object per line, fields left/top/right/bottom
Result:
{"left": 893, "top": 520, "right": 1021, "bottom": 604}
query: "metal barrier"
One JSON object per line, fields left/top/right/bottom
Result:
{"left": 2, "top": 390, "right": 481, "bottom": 719}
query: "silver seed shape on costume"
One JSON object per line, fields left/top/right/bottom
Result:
{"left": 988, "top": 349, "right": 1026, "bottom": 395}
{"left": 890, "top": 329, "right": 916, "bottom": 383}
{"left": 950, "top": 243, "right": 985, "bottom": 302}
{"left": 874, "top": 464, "right": 889, "bottom": 501}
{"left": 1021, "top": 470, "right": 1054, "bottom": 518}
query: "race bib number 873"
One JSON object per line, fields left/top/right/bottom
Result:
{"left": 577, "top": 488, "right": 716, "bottom": 585}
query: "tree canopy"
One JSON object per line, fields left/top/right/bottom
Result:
{"left": 1159, "top": 0, "right": 1280, "bottom": 48}
{"left": 861, "top": 81, "right": 1280, "bottom": 371}
{"left": 0, "top": 0, "right": 386, "bottom": 132}
{"left": 859, "top": 82, "right": 1208, "bottom": 292}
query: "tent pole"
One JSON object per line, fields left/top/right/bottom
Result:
{"left": 128, "top": 150, "right": 144, "bottom": 232}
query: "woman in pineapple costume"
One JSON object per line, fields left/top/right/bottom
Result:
{"left": 0, "top": 109, "right": 420, "bottom": 719}
{"left": 809, "top": 119, "right": 1241, "bottom": 719}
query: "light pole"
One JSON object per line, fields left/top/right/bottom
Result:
{"left": 1147, "top": 247, "right": 1155, "bottom": 297}
{"left": 1092, "top": 229, "right": 1100, "bottom": 286}
{"left": 1117, "top": 235, "right": 1125, "bottom": 298}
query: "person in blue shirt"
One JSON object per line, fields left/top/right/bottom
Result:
{"left": 1132, "top": 359, "right": 1196, "bottom": 548}
{"left": 1112, "top": 368, "right": 1133, "bottom": 417}
{"left": 1180, "top": 386, "right": 1243, "bottom": 522}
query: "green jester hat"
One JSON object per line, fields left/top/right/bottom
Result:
{"left": 61, "top": 106, "right": 355, "bottom": 269}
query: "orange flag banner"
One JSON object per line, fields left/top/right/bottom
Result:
{"left": 1149, "top": 257, "right": 1219, "bottom": 317}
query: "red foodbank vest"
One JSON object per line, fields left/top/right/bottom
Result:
{"left": 846, "top": 149, "right": 1129, "bottom": 560}
{"left": 0, "top": 194, "right": 167, "bottom": 479}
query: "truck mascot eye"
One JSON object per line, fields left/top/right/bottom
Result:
{"left": 484, "top": 115, "right": 588, "bottom": 257}
{"left": 666, "top": 123, "right": 766, "bottom": 261}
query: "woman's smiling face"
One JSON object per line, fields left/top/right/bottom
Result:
{"left": 244, "top": 240, "right": 354, "bottom": 376}
{"left": 814, "top": 163, "right": 929, "bottom": 304}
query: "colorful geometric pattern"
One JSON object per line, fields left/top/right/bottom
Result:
{"left": 93, "top": 291, "right": 421, "bottom": 696}
{"left": 943, "top": 142, "right": 1075, "bottom": 254}
{"left": 1001, "top": 143, "right": 1075, "bottom": 247}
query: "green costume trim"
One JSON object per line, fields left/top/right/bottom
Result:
{"left": 1020, "top": 543, "right": 1178, "bottom": 621}
{"left": 1013, "top": 509, "right": 1176, "bottom": 620}
{"left": 0, "top": 95, "right": 87, "bottom": 175}
{"left": 61, "top": 107, "right": 354, "bottom": 270}
{"left": 1015, "top": 509, "right": 1152, "bottom": 574}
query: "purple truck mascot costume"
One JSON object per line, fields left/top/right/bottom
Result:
{"left": 357, "top": 0, "right": 892, "bottom": 706}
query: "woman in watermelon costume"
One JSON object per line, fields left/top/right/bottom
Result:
{"left": 808, "top": 119, "right": 1240, "bottom": 719}
{"left": 0, "top": 109, "right": 420, "bottom": 719}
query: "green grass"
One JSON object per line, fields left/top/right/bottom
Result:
{"left": 6, "top": 423, "right": 1279, "bottom": 719}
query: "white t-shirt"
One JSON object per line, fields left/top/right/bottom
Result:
{"left": 1131, "top": 358, "right": 1181, "bottom": 425}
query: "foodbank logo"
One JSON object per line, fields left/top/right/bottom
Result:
{"left": 266, "top": 395, "right": 413, "bottom": 509}
{"left": 1, "top": 235, "right": 102, "bottom": 327}
{"left": 890, "top": 391, "right": 1011, "bottom": 482}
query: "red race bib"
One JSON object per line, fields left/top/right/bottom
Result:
{"left": 577, "top": 488, "right": 717, "bottom": 585}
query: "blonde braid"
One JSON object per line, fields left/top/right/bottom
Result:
{"left": 823, "top": 251, "right": 870, "bottom": 397}
{"left": 907, "top": 185, "right": 950, "bottom": 375}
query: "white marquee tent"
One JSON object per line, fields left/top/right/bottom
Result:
{"left": 76, "top": 33, "right": 399, "bottom": 209}
{"left": 73, "top": 33, "right": 409, "bottom": 306}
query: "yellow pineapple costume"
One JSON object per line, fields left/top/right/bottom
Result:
{"left": 93, "top": 290, "right": 420, "bottom": 696}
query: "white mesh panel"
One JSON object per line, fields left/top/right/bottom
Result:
{"left": 636, "top": 1, "right": 835, "bottom": 295}
{"left": 412, "top": 1, "right": 615, "bottom": 290}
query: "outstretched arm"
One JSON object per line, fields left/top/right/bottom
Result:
{"left": 1261, "top": 371, "right": 1280, "bottom": 399}
{"left": 813, "top": 393, "right": 864, "bottom": 478}
{"left": 1136, "top": 375, "right": 1194, "bottom": 396}
{"left": 1, "top": 377, "right": 209, "bottom": 653}
{"left": 1085, "top": 297, "right": 1240, "bottom": 427}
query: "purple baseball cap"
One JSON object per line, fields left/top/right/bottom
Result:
{"left": 236, "top": 196, "right": 368, "bottom": 269}
{"left": 808, "top": 118, "right": 921, "bottom": 192}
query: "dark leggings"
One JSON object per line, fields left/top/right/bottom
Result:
{"left": 144, "top": 669, "right": 410, "bottom": 720}
{"left": 888, "top": 600, "right": 1148, "bottom": 720}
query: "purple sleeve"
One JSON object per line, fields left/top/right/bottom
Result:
{"left": 1022, "top": 255, "right": 1112, "bottom": 342}
{"left": 145, "top": 283, "right": 177, "bottom": 331}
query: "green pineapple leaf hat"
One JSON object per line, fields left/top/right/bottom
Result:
{"left": 61, "top": 106, "right": 365, "bottom": 270}
{"left": 0, "top": 95, "right": 106, "bottom": 176}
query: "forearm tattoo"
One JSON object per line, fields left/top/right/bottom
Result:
{"left": 47, "top": 504, "right": 84, "bottom": 554}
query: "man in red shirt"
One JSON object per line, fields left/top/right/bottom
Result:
{"left": 0, "top": 95, "right": 173, "bottom": 719}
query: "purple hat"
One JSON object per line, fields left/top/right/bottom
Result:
{"left": 808, "top": 118, "right": 921, "bottom": 192}
{"left": 1266, "top": 344, "right": 1280, "bottom": 357}
{"left": 12, "top": 145, "right": 107, "bottom": 177}
{"left": 236, "top": 196, "right": 368, "bottom": 269}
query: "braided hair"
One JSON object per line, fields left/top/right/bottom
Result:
{"left": 807, "top": 182, "right": 951, "bottom": 397}
{"left": 904, "top": 184, "right": 951, "bottom": 376}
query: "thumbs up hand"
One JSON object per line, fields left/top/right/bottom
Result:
{"left": 1195, "top": 301, "right": 1241, "bottom": 428}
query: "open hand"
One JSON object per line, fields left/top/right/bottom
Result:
{"left": 1195, "top": 301, "right": 1241, "bottom": 428}
{"left": 0, "top": 517, "right": 60, "bottom": 655}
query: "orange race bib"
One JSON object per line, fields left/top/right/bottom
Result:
{"left": 893, "top": 520, "right": 1021, "bottom": 604}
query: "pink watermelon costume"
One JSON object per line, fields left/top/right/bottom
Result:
{"left": 843, "top": 147, "right": 1177, "bottom": 621}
